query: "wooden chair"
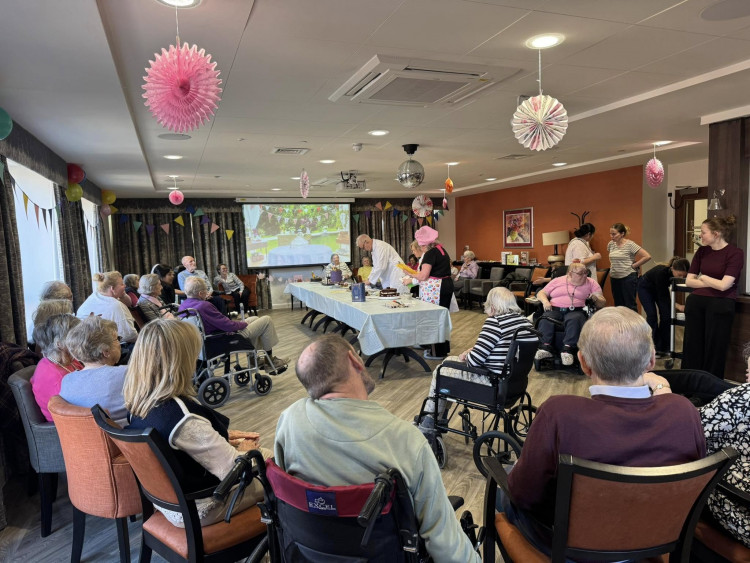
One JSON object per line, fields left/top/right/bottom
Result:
{"left": 91, "top": 405, "right": 268, "bottom": 563}
{"left": 693, "top": 480, "right": 750, "bottom": 562}
{"left": 129, "top": 305, "right": 148, "bottom": 330}
{"left": 237, "top": 274, "right": 259, "bottom": 315}
{"left": 8, "top": 365, "right": 66, "bottom": 537}
{"left": 48, "top": 396, "right": 140, "bottom": 563}
{"left": 215, "top": 282, "right": 238, "bottom": 315}
{"left": 483, "top": 448, "right": 739, "bottom": 563}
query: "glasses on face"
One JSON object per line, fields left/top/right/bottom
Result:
{"left": 571, "top": 271, "right": 587, "bottom": 277}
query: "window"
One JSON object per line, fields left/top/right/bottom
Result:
{"left": 8, "top": 159, "right": 65, "bottom": 339}
{"left": 81, "top": 197, "right": 101, "bottom": 278}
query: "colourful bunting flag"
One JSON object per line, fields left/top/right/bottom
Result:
{"left": 146, "top": 224, "right": 156, "bottom": 235}
{"left": 426, "top": 216, "right": 433, "bottom": 225}
{"left": 384, "top": 201, "right": 392, "bottom": 211}
{"left": 186, "top": 205, "right": 195, "bottom": 214}
{"left": 353, "top": 213, "right": 360, "bottom": 224}
{"left": 174, "top": 216, "right": 185, "bottom": 226}
{"left": 211, "top": 223, "right": 220, "bottom": 234}
{"left": 417, "top": 217, "right": 424, "bottom": 226}
{"left": 133, "top": 221, "right": 143, "bottom": 232}
{"left": 401, "top": 213, "right": 409, "bottom": 223}
{"left": 226, "top": 229, "right": 234, "bottom": 241}
{"left": 43, "top": 208, "right": 48, "bottom": 231}
{"left": 392, "top": 209, "right": 399, "bottom": 217}
{"left": 161, "top": 223, "right": 170, "bottom": 235}
{"left": 201, "top": 216, "right": 211, "bottom": 225}
{"left": 119, "top": 214, "right": 128, "bottom": 224}
{"left": 34, "top": 204, "right": 40, "bottom": 227}
{"left": 365, "top": 210, "right": 371, "bottom": 219}
{"left": 375, "top": 201, "right": 383, "bottom": 211}
{"left": 109, "top": 205, "right": 118, "bottom": 214}
{"left": 193, "top": 208, "right": 204, "bottom": 217}
{"left": 23, "top": 193, "right": 29, "bottom": 216}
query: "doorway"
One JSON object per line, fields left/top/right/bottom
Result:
{"left": 673, "top": 186, "right": 708, "bottom": 260}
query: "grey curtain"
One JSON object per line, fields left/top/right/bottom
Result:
{"left": 54, "top": 185, "right": 92, "bottom": 309}
{"left": 351, "top": 198, "right": 422, "bottom": 265}
{"left": 383, "top": 199, "right": 420, "bottom": 261}
{"left": 351, "top": 202, "right": 384, "bottom": 268}
{"left": 0, "top": 156, "right": 28, "bottom": 345}
{"left": 96, "top": 207, "right": 113, "bottom": 272}
{"left": 192, "top": 210, "right": 247, "bottom": 277}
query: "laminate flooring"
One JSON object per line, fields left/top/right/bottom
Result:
{"left": 0, "top": 307, "right": 679, "bottom": 562}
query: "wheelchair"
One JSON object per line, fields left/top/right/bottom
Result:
{"left": 214, "top": 450, "right": 482, "bottom": 562}
{"left": 416, "top": 327, "right": 540, "bottom": 477}
{"left": 179, "top": 308, "right": 276, "bottom": 409}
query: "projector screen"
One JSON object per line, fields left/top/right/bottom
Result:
{"left": 243, "top": 203, "right": 351, "bottom": 268}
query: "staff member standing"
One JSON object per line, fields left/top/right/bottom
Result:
{"left": 683, "top": 216, "right": 744, "bottom": 379}
{"left": 355, "top": 234, "right": 405, "bottom": 291}
{"left": 607, "top": 223, "right": 651, "bottom": 310}
{"left": 565, "top": 223, "right": 601, "bottom": 278}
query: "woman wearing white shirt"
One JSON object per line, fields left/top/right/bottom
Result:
{"left": 565, "top": 223, "right": 601, "bottom": 278}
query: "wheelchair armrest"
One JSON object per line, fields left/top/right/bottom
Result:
{"left": 439, "top": 360, "right": 490, "bottom": 377}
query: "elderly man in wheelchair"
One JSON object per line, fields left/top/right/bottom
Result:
{"left": 532, "top": 262, "right": 605, "bottom": 367}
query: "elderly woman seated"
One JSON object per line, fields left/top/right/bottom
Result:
{"left": 322, "top": 253, "right": 352, "bottom": 282}
{"left": 534, "top": 262, "right": 605, "bottom": 366}
{"left": 178, "top": 277, "right": 288, "bottom": 373}
{"left": 137, "top": 273, "right": 175, "bottom": 323}
{"left": 76, "top": 271, "right": 138, "bottom": 344}
{"left": 123, "top": 274, "right": 140, "bottom": 307}
{"left": 357, "top": 256, "right": 373, "bottom": 283}
{"left": 31, "top": 314, "right": 82, "bottom": 421}
{"left": 60, "top": 316, "right": 128, "bottom": 424}
{"left": 418, "top": 287, "right": 535, "bottom": 435}
{"left": 213, "top": 263, "right": 250, "bottom": 312}
{"left": 125, "top": 319, "right": 269, "bottom": 527}
{"left": 40, "top": 280, "right": 73, "bottom": 302}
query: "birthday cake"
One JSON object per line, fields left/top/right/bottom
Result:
{"left": 379, "top": 288, "right": 398, "bottom": 297}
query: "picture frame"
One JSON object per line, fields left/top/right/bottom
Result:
{"left": 503, "top": 207, "right": 533, "bottom": 248}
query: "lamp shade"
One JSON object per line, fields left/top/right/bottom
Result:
{"left": 542, "top": 230, "right": 570, "bottom": 246}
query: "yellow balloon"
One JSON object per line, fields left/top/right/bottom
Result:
{"left": 66, "top": 183, "right": 83, "bottom": 202}
{"left": 101, "top": 190, "right": 117, "bottom": 205}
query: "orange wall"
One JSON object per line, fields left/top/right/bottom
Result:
{"left": 455, "top": 166, "right": 644, "bottom": 303}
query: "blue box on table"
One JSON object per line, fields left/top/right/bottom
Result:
{"left": 351, "top": 282, "right": 366, "bottom": 302}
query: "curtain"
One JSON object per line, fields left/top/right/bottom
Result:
{"left": 96, "top": 207, "right": 113, "bottom": 272}
{"left": 0, "top": 156, "right": 28, "bottom": 345}
{"left": 351, "top": 202, "right": 384, "bottom": 268}
{"left": 192, "top": 210, "right": 247, "bottom": 278}
{"left": 352, "top": 198, "right": 421, "bottom": 265}
{"left": 383, "top": 200, "right": 419, "bottom": 261}
{"left": 54, "top": 185, "right": 92, "bottom": 309}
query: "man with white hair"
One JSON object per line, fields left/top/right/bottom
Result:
{"left": 178, "top": 276, "right": 287, "bottom": 373}
{"left": 177, "top": 256, "right": 228, "bottom": 315}
{"left": 500, "top": 307, "right": 706, "bottom": 552}
{"left": 275, "top": 335, "right": 480, "bottom": 563}
{"left": 355, "top": 234, "right": 405, "bottom": 291}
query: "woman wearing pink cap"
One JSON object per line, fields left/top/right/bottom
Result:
{"left": 410, "top": 226, "right": 453, "bottom": 360}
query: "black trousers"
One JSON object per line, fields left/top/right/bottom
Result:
{"left": 637, "top": 280, "right": 671, "bottom": 353}
{"left": 682, "top": 294, "right": 736, "bottom": 379}
{"left": 611, "top": 272, "right": 638, "bottom": 311}
{"left": 230, "top": 287, "right": 251, "bottom": 311}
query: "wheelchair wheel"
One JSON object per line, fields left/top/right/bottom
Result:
{"left": 233, "top": 370, "right": 251, "bottom": 386}
{"left": 434, "top": 435, "right": 447, "bottom": 469}
{"left": 473, "top": 431, "right": 521, "bottom": 478}
{"left": 254, "top": 374, "right": 272, "bottom": 396}
{"left": 509, "top": 404, "right": 537, "bottom": 440}
{"left": 198, "top": 377, "right": 230, "bottom": 408}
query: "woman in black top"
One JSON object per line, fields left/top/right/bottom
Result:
{"left": 636, "top": 257, "right": 689, "bottom": 358}
{"left": 412, "top": 226, "right": 453, "bottom": 359}
{"left": 151, "top": 263, "right": 178, "bottom": 305}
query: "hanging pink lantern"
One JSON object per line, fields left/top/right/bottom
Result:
{"left": 645, "top": 158, "right": 664, "bottom": 188}
{"left": 100, "top": 204, "right": 112, "bottom": 217}
{"left": 169, "top": 190, "right": 184, "bottom": 205}
{"left": 442, "top": 197, "right": 449, "bottom": 210}
{"left": 300, "top": 169, "right": 310, "bottom": 198}
{"left": 142, "top": 42, "right": 222, "bottom": 133}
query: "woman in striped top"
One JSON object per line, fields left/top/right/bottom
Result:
{"left": 607, "top": 222, "right": 651, "bottom": 310}
{"left": 418, "top": 287, "right": 535, "bottom": 432}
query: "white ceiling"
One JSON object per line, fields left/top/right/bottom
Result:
{"left": 2, "top": 0, "right": 750, "bottom": 199}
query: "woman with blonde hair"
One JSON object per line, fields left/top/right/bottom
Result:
{"left": 417, "top": 287, "right": 535, "bottom": 435}
{"left": 125, "top": 319, "right": 267, "bottom": 527}
{"left": 76, "top": 271, "right": 137, "bottom": 343}
{"left": 31, "top": 314, "right": 82, "bottom": 421}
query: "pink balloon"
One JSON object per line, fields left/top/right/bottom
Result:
{"left": 169, "top": 190, "right": 184, "bottom": 205}
{"left": 100, "top": 204, "right": 112, "bottom": 217}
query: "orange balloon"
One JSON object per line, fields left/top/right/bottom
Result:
{"left": 445, "top": 178, "right": 454, "bottom": 193}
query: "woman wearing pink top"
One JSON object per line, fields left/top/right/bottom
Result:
{"left": 30, "top": 314, "right": 82, "bottom": 421}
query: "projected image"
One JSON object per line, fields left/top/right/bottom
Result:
{"left": 243, "top": 203, "right": 351, "bottom": 268}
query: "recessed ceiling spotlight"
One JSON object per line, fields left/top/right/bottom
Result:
{"left": 485, "top": 177, "right": 497, "bottom": 181}
{"left": 158, "top": 133, "right": 191, "bottom": 141}
{"left": 271, "top": 188, "right": 282, "bottom": 191}
{"left": 214, "top": 175, "right": 221, "bottom": 178}
{"left": 164, "top": 155, "right": 183, "bottom": 160}
{"left": 319, "top": 159, "right": 336, "bottom": 164}
{"left": 364, "top": 188, "right": 371, "bottom": 191}
{"left": 237, "top": 137, "right": 246, "bottom": 142}
{"left": 154, "top": 0, "right": 202, "bottom": 8}
{"left": 552, "top": 162, "right": 567, "bottom": 167}
{"left": 446, "top": 162, "right": 460, "bottom": 166}
{"left": 167, "top": 186, "right": 180, "bottom": 191}
{"left": 290, "top": 176, "right": 301, "bottom": 180}
{"left": 525, "top": 33, "right": 565, "bottom": 49}
{"left": 168, "top": 175, "right": 180, "bottom": 179}
{"left": 368, "top": 130, "right": 389, "bottom": 136}
{"left": 653, "top": 140, "right": 673, "bottom": 147}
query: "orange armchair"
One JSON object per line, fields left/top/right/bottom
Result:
{"left": 48, "top": 395, "right": 140, "bottom": 563}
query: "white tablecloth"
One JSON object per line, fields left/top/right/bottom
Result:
{"left": 285, "top": 282, "right": 452, "bottom": 356}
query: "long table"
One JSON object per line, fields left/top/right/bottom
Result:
{"left": 285, "top": 282, "right": 452, "bottom": 377}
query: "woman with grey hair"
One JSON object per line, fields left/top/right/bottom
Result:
{"left": 30, "top": 314, "right": 82, "bottom": 421}
{"left": 123, "top": 273, "right": 140, "bottom": 307}
{"left": 322, "top": 253, "right": 352, "bottom": 281}
{"left": 60, "top": 316, "right": 128, "bottom": 424}
{"left": 417, "top": 287, "right": 536, "bottom": 434}
{"left": 40, "top": 280, "right": 73, "bottom": 301}
{"left": 137, "top": 273, "right": 175, "bottom": 322}
{"left": 32, "top": 299, "right": 74, "bottom": 327}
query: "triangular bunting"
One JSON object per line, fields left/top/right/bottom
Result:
{"left": 426, "top": 216, "right": 433, "bottom": 225}
{"left": 23, "top": 193, "right": 29, "bottom": 216}
{"left": 201, "top": 216, "right": 211, "bottom": 225}
{"left": 365, "top": 210, "right": 371, "bottom": 219}
{"left": 392, "top": 209, "right": 399, "bottom": 217}
{"left": 34, "top": 204, "right": 40, "bottom": 227}
{"left": 433, "top": 212, "right": 439, "bottom": 222}
{"left": 411, "top": 217, "right": 417, "bottom": 226}
{"left": 185, "top": 205, "right": 196, "bottom": 215}
{"left": 119, "top": 214, "right": 128, "bottom": 224}
{"left": 43, "top": 208, "right": 49, "bottom": 231}
{"left": 401, "top": 213, "right": 409, "bottom": 223}
{"left": 133, "top": 221, "right": 143, "bottom": 232}
{"left": 210, "top": 223, "right": 220, "bottom": 234}
{"left": 193, "top": 208, "right": 204, "bottom": 217}
{"left": 353, "top": 213, "right": 360, "bottom": 224}
{"left": 109, "top": 205, "right": 118, "bottom": 214}
{"left": 439, "top": 209, "right": 445, "bottom": 215}
{"left": 161, "top": 223, "right": 170, "bottom": 235}
{"left": 417, "top": 218, "right": 424, "bottom": 226}
{"left": 226, "top": 229, "right": 234, "bottom": 241}
{"left": 174, "top": 216, "right": 185, "bottom": 226}
{"left": 146, "top": 224, "right": 156, "bottom": 235}
{"left": 384, "top": 201, "right": 392, "bottom": 211}
{"left": 375, "top": 201, "right": 383, "bottom": 211}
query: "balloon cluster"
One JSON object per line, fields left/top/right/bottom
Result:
{"left": 100, "top": 190, "right": 117, "bottom": 215}
{"left": 66, "top": 163, "right": 87, "bottom": 202}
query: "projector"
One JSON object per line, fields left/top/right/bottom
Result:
{"left": 336, "top": 170, "right": 367, "bottom": 192}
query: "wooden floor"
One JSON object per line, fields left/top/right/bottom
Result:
{"left": 0, "top": 307, "right": 678, "bottom": 561}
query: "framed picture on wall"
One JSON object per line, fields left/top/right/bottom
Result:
{"left": 503, "top": 207, "right": 533, "bottom": 248}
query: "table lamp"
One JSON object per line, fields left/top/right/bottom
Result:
{"left": 542, "top": 230, "right": 570, "bottom": 265}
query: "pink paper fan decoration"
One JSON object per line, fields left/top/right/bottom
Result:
{"left": 645, "top": 158, "right": 664, "bottom": 188}
{"left": 169, "top": 190, "right": 185, "bottom": 205}
{"left": 442, "top": 197, "right": 449, "bottom": 210}
{"left": 300, "top": 169, "right": 310, "bottom": 198}
{"left": 511, "top": 94, "right": 568, "bottom": 151}
{"left": 143, "top": 42, "right": 222, "bottom": 133}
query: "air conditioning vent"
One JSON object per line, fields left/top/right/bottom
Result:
{"left": 496, "top": 154, "right": 533, "bottom": 160}
{"left": 311, "top": 177, "right": 340, "bottom": 186}
{"left": 330, "top": 55, "right": 520, "bottom": 108}
{"left": 271, "top": 147, "right": 310, "bottom": 155}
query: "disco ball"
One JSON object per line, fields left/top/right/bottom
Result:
{"left": 397, "top": 158, "right": 425, "bottom": 189}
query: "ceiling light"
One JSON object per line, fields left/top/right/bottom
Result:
{"left": 164, "top": 155, "right": 183, "bottom": 160}
{"left": 653, "top": 140, "right": 672, "bottom": 147}
{"left": 368, "top": 130, "right": 389, "bottom": 136}
{"left": 446, "top": 162, "right": 459, "bottom": 166}
{"left": 271, "top": 188, "right": 282, "bottom": 191}
{"left": 525, "top": 33, "right": 565, "bottom": 49}
{"left": 319, "top": 159, "right": 336, "bottom": 164}
{"left": 291, "top": 176, "right": 301, "bottom": 180}
{"left": 158, "top": 133, "right": 191, "bottom": 141}
{"left": 154, "top": 0, "right": 202, "bottom": 8}
{"left": 552, "top": 162, "right": 567, "bottom": 167}
{"left": 167, "top": 186, "right": 180, "bottom": 190}
{"left": 168, "top": 175, "right": 179, "bottom": 179}
{"left": 485, "top": 177, "right": 497, "bottom": 181}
